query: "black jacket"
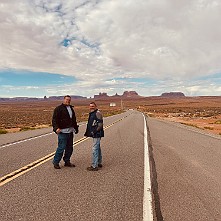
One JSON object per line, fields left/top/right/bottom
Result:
{"left": 52, "top": 103, "right": 78, "bottom": 133}
{"left": 84, "top": 109, "right": 104, "bottom": 138}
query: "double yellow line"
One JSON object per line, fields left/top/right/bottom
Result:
{"left": 0, "top": 114, "right": 130, "bottom": 187}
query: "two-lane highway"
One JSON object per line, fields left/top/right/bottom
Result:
{"left": 0, "top": 112, "right": 131, "bottom": 178}
{"left": 1, "top": 110, "right": 220, "bottom": 221}
{"left": 0, "top": 111, "right": 153, "bottom": 221}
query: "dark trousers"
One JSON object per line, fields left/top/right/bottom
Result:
{"left": 53, "top": 132, "right": 73, "bottom": 164}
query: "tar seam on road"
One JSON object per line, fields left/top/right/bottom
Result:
{"left": 143, "top": 113, "right": 154, "bottom": 221}
{"left": 145, "top": 115, "right": 164, "bottom": 221}
{"left": 0, "top": 114, "right": 131, "bottom": 187}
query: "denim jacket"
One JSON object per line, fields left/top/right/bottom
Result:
{"left": 84, "top": 109, "right": 104, "bottom": 138}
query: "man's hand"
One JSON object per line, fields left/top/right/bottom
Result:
{"left": 56, "top": 128, "right": 61, "bottom": 134}
{"left": 75, "top": 125, "right": 79, "bottom": 134}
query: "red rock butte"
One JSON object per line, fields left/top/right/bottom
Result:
{"left": 94, "top": 91, "right": 140, "bottom": 99}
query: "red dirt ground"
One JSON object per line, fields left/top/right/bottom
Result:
{"left": 0, "top": 96, "right": 220, "bottom": 136}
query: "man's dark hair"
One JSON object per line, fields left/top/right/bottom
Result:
{"left": 90, "top": 102, "right": 97, "bottom": 106}
{"left": 64, "top": 95, "right": 71, "bottom": 99}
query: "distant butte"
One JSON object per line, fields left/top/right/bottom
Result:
{"left": 122, "top": 91, "right": 139, "bottom": 97}
{"left": 94, "top": 91, "right": 140, "bottom": 99}
{"left": 161, "top": 92, "right": 185, "bottom": 97}
{"left": 94, "top": 92, "right": 109, "bottom": 99}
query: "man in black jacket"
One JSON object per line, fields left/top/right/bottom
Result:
{"left": 52, "top": 95, "right": 79, "bottom": 169}
{"left": 84, "top": 102, "right": 104, "bottom": 171}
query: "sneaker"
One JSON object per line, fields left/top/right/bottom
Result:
{"left": 54, "top": 164, "right": 61, "bottom": 169}
{"left": 98, "top": 164, "right": 103, "bottom": 168}
{"left": 87, "top": 166, "right": 98, "bottom": 171}
{"left": 64, "top": 162, "right": 76, "bottom": 167}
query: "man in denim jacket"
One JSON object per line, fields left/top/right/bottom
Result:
{"left": 84, "top": 102, "right": 104, "bottom": 171}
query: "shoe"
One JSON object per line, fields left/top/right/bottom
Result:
{"left": 64, "top": 162, "right": 76, "bottom": 167}
{"left": 54, "top": 164, "right": 61, "bottom": 169}
{"left": 98, "top": 164, "right": 102, "bottom": 168}
{"left": 87, "top": 166, "right": 98, "bottom": 171}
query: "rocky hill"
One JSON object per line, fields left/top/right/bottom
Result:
{"left": 122, "top": 91, "right": 139, "bottom": 97}
{"left": 161, "top": 92, "right": 185, "bottom": 97}
{"left": 94, "top": 93, "right": 109, "bottom": 99}
{"left": 47, "top": 95, "right": 87, "bottom": 100}
{"left": 0, "top": 95, "right": 87, "bottom": 102}
{"left": 94, "top": 91, "right": 140, "bottom": 99}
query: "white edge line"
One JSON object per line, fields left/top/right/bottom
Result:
{"left": 143, "top": 113, "right": 153, "bottom": 221}
{"left": 0, "top": 133, "right": 54, "bottom": 149}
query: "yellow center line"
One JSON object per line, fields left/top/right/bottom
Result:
{"left": 0, "top": 113, "right": 131, "bottom": 187}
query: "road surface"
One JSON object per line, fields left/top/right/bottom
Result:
{"left": 147, "top": 117, "right": 221, "bottom": 221}
{"left": 0, "top": 111, "right": 151, "bottom": 221}
{"left": 1, "top": 110, "right": 221, "bottom": 221}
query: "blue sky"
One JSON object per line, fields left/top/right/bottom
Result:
{"left": 0, "top": 70, "right": 76, "bottom": 86}
{"left": 0, "top": 0, "right": 221, "bottom": 98}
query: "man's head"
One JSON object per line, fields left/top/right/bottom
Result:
{"left": 63, "top": 95, "right": 71, "bottom": 106}
{"left": 89, "top": 102, "right": 97, "bottom": 112}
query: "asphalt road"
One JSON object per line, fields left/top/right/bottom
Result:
{"left": 1, "top": 111, "right": 220, "bottom": 221}
{"left": 0, "top": 111, "right": 146, "bottom": 221}
{"left": 147, "top": 117, "right": 221, "bottom": 221}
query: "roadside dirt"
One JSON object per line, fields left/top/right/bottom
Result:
{"left": 0, "top": 99, "right": 123, "bottom": 133}
{"left": 0, "top": 96, "right": 220, "bottom": 136}
{"left": 153, "top": 114, "right": 221, "bottom": 135}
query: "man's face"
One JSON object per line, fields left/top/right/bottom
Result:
{"left": 63, "top": 97, "right": 71, "bottom": 106}
{"left": 89, "top": 103, "right": 96, "bottom": 112}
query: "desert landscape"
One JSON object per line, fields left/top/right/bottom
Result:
{"left": 0, "top": 94, "right": 221, "bottom": 136}
{"left": 0, "top": 99, "right": 122, "bottom": 133}
{"left": 134, "top": 96, "right": 221, "bottom": 135}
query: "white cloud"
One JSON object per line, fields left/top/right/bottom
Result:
{"left": 0, "top": 0, "right": 221, "bottom": 96}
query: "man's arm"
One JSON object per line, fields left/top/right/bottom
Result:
{"left": 96, "top": 111, "right": 103, "bottom": 132}
{"left": 71, "top": 108, "right": 79, "bottom": 134}
{"left": 52, "top": 107, "right": 59, "bottom": 133}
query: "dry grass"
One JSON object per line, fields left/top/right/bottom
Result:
{"left": 133, "top": 96, "right": 221, "bottom": 135}
{"left": 0, "top": 129, "right": 8, "bottom": 134}
{"left": 0, "top": 96, "right": 221, "bottom": 135}
{"left": 0, "top": 99, "right": 124, "bottom": 133}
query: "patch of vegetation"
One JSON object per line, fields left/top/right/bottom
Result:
{"left": 181, "top": 122, "right": 201, "bottom": 129}
{"left": 20, "top": 127, "right": 36, "bottom": 131}
{"left": 147, "top": 113, "right": 155, "bottom": 117}
{"left": 0, "top": 129, "right": 8, "bottom": 134}
{"left": 103, "top": 110, "right": 124, "bottom": 117}
{"left": 214, "top": 120, "right": 221, "bottom": 124}
{"left": 204, "top": 126, "right": 214, "bottom": 130}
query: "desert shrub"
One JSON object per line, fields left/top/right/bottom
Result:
{"left": 204, "top": 126, "right": 214, "bottom": 130}
{"left": 103, "top": 110, "right": 124, "bottom": 117}
{"left": 147, "top": 113, "right": 155, "bottom": 117}
{"left": 214, "top": 120, "right": 221, "bottom": 124}
{"left": 20, "top": 127, "right": 36, "bottom": 131}
{"left": 181, "top": 123, "right": 201, "bottom": 129}
{"left": 0, "top": 129, "right": 8, "bottom": 134}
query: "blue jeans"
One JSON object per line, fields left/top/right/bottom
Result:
{"left": 53, "top": 132, "right": 74, "bottom": 164}
{"left": 92, "top": 138, "right": 102, "bottom": 168}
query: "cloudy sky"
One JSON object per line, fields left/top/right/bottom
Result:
{"left": 0, "top": 0, "right": 221, "bottom": 98}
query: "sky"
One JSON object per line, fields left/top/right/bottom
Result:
{"left": 0, "top": 0, "right": 221, "bottom": 98}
